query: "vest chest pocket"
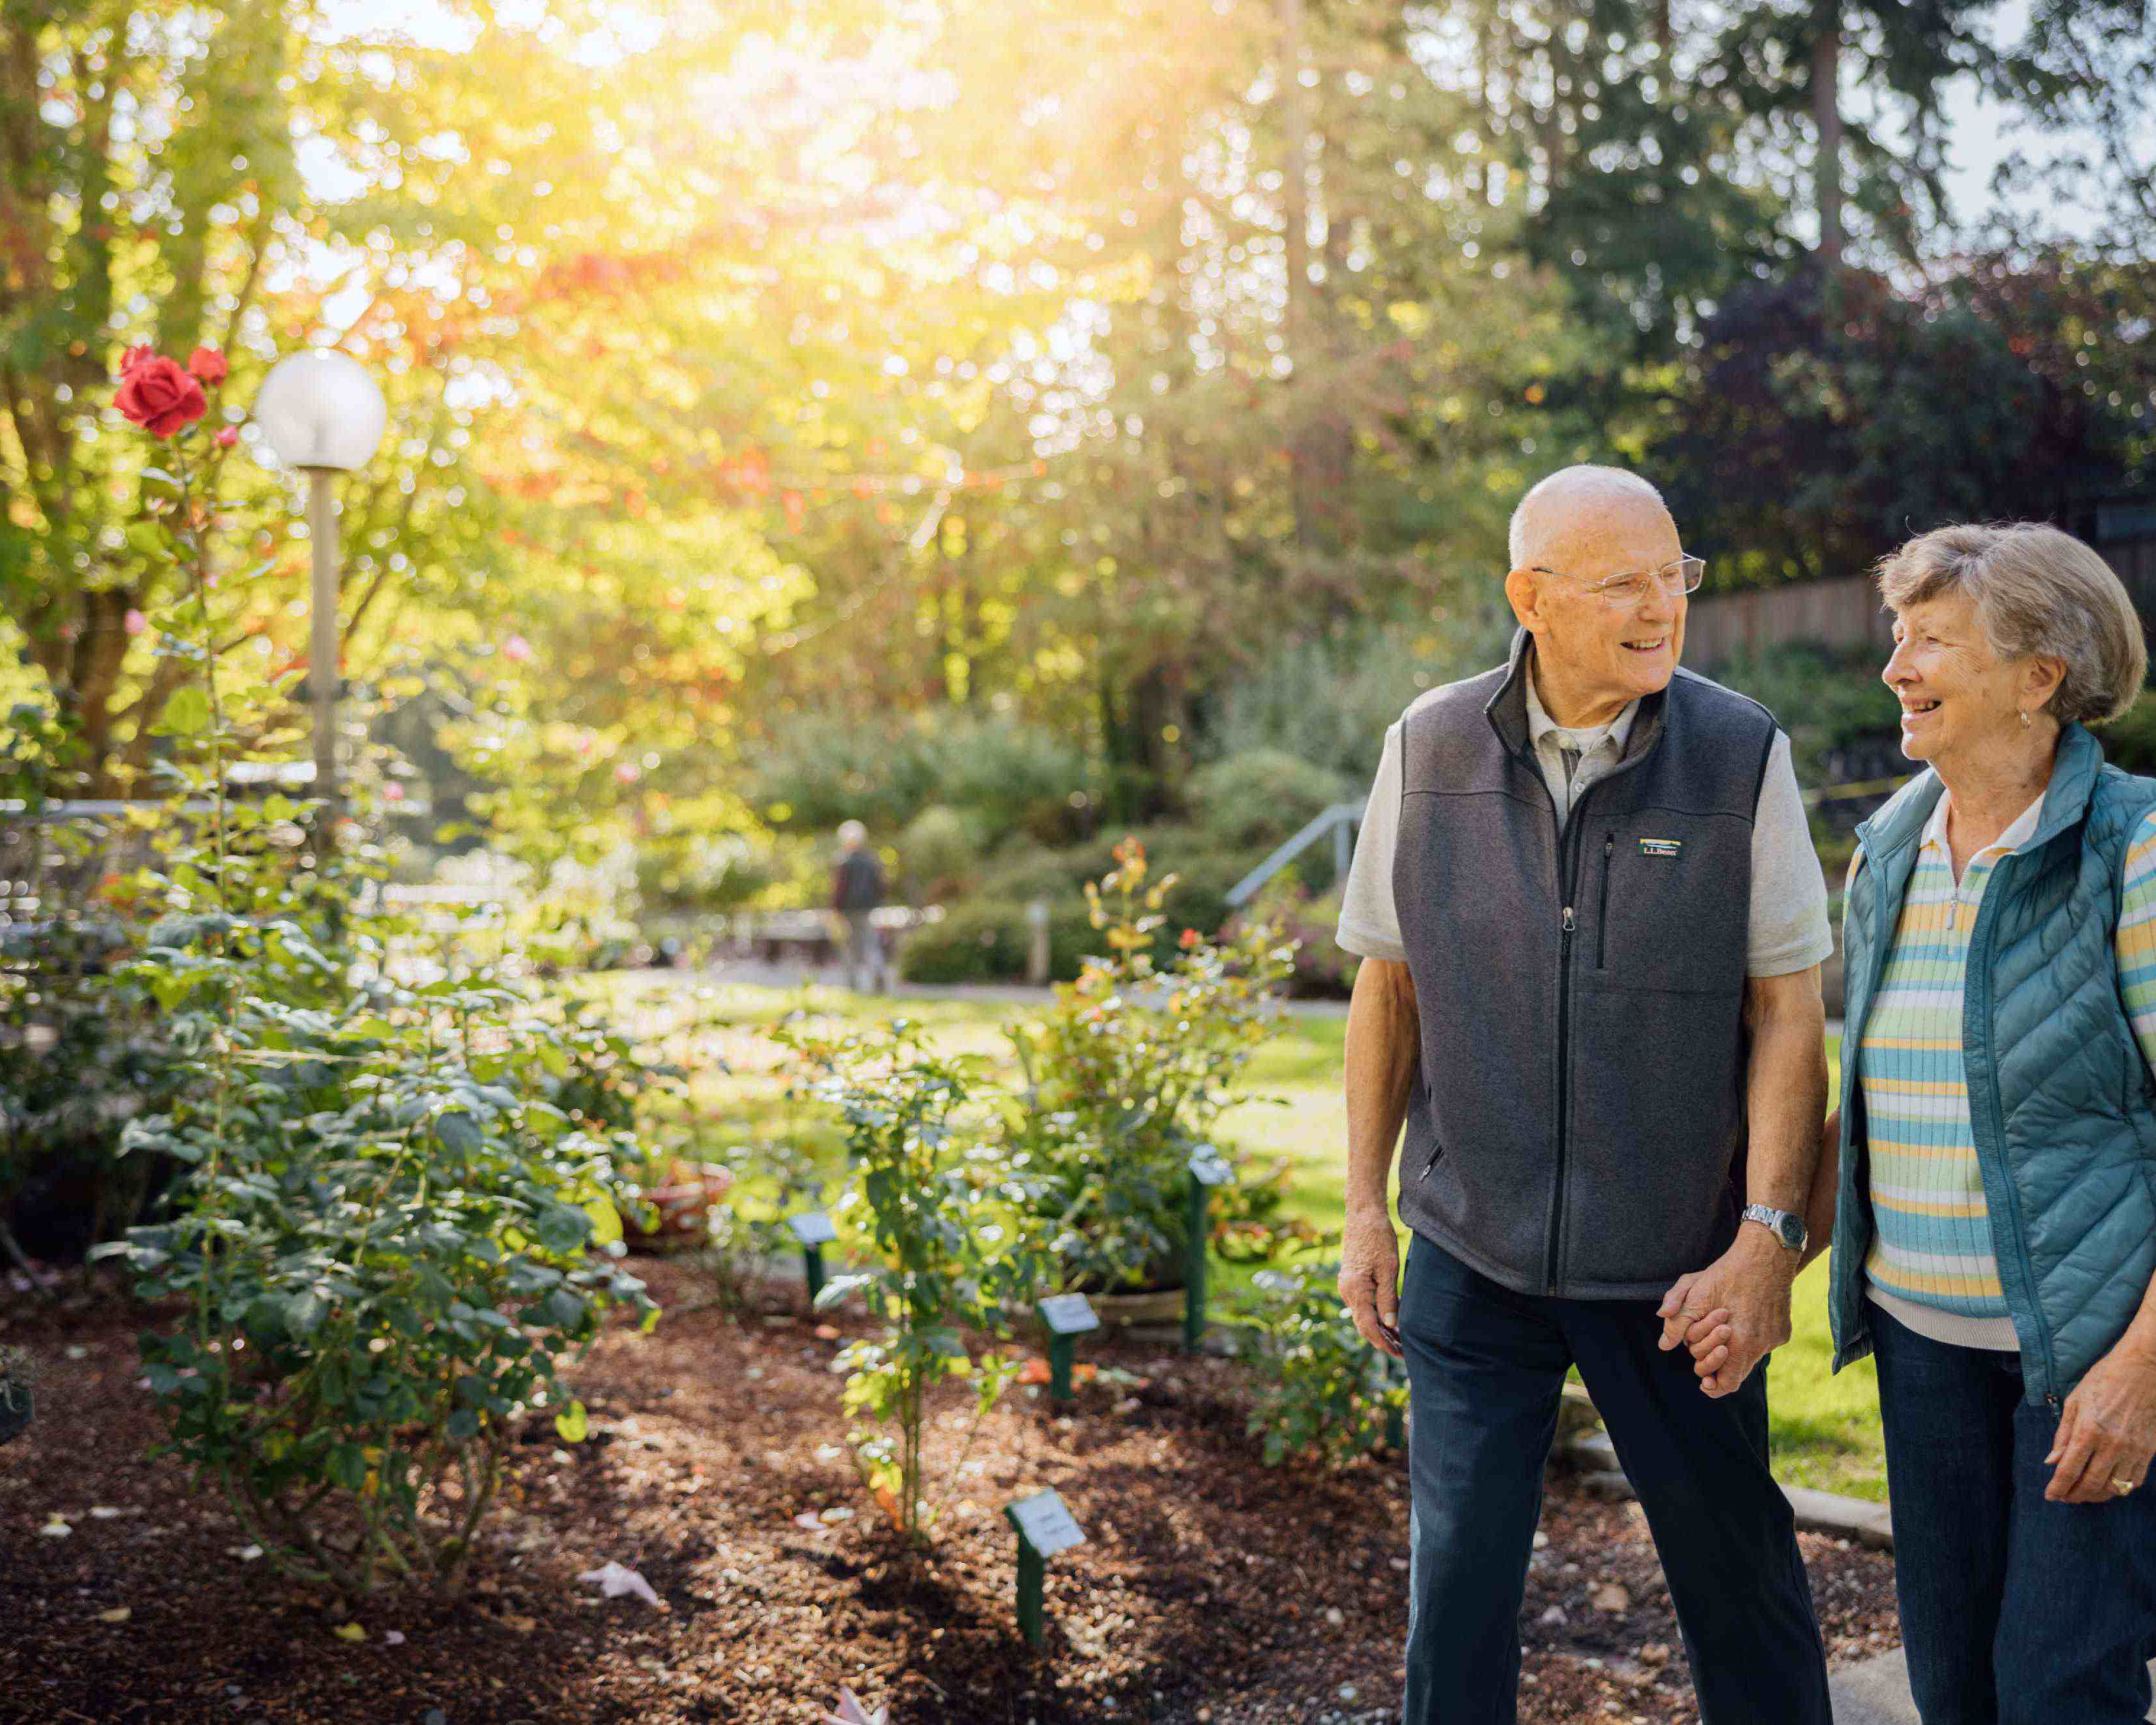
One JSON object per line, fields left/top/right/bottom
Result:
{"left": 1589, "top": 816, "right": 1749, "bottom": 996}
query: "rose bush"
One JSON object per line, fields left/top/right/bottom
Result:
{"left": 82, "top": 341, "right": 662, "bottom": 1602}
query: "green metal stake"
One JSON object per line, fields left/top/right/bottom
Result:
{"left": 1005, "top": 1489, "right": 1083, "bottom": 1648}
{"left": 1184, "top": 1173, "right": 1210, "bottom": 1353}
{"left": 1046, "top": 1331, "right": 1074, "bottom": 1402}
{"left": 803, "top": 1241, "right": 825, "bottom": 1305}
{"left": 1015, "top": 1541, "right": 1045, "bottom": 1648}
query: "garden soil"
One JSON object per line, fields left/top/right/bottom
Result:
{"left": 0, "top": 1259, "right": 1899, "bottom": 1724}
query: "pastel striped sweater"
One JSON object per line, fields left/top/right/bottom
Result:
{"left": 1856, "top": 791, "right": 2156, "bottom": 1344}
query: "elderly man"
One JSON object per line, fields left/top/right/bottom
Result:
{"left": 1336, "top": 466, "right": 1835, "bottom": 1723}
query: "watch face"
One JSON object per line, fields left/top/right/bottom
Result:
{"left": 1776, "top": 1213, "right": 1805, "bottom": 1250}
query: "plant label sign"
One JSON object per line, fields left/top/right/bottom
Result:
{"left": 1005, "top": 1489, "right": 1086, "bottom": 1558}
{"left": 787, "top": 1211, "right": 838, "bottom": 1246}
{"left": 1037, "top": 1294, "right": 1100, "bottom": 1336}
{"left": 1187, "top": 1148, "right": 1233, "bottom": 1187}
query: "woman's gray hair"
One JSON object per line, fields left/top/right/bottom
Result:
{"left": 1876, "top": 523, "right": 2149, "bottom": 727}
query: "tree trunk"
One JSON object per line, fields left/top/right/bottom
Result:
{"left": 1812, "top": 12, "right": 1844, "bottom": 265}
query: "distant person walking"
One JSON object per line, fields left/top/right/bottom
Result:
{"left": 831, "top": 820, "right": 888, "bottom": 993}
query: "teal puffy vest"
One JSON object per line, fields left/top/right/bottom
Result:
{"left": 1829, "top": 723, "right": 2156, "bottom": 1405}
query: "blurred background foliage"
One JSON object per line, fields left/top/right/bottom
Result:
{"left": 3, "top": 0, "right": 2154, "bottom": 960}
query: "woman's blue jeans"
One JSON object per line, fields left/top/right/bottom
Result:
{"left": 1871, "top": 1302, "right": 2156, "bottom": 1724}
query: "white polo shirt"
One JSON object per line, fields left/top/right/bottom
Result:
{"left": 1336, "top": 662, "right": 1834, "bottom": 978}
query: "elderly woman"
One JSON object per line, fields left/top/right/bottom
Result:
{"left": 1811, "top": 523, "right": 2156, "bottom": 1723}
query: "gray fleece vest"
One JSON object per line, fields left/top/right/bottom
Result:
{"left": 1393, "top": 631, "right": 1778, "bottom": 1299}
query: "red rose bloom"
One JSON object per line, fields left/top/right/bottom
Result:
{"left": 215, "top": 426, "right": 239, "bottom": 448}
{"left": 114, "top": 355, "right": 207, "bottom": 438}
{"left": 118, "top": 343, "right": 155, "bottom": 378}
{"left": 187, "top": 345, "right": 227, "bottom": 385}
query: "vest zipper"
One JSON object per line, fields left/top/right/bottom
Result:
{"left": 1596, "top": 832, "right": 1615, "bottom": 969}
{"left": 1532, "top": 723, "right": 1660, "bottom": 1297}
{"left": 1550, "top": 900, "right": 1574, "bottom": 1292}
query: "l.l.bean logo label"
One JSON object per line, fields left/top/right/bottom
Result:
{"left": 1637, "top": 838, "right": 1683, "bottom": 859}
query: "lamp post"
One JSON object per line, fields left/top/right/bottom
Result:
{"left": 249, "top": 351, "right": 388, "bottom": 829}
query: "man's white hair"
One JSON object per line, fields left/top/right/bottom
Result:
{"left": 1508, "top": 465, "right": 1667, "bottom": 568}
{"left": 838, "top": 819, "right": 867, "bottom": 846}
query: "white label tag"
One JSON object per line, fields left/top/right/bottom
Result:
{"left": 1006, "top": 1489, "right": 1086, "bottom": 1557}
{"left": 1038, "top": 1294, "right": 1101, "bottom": 1335}
{"left": 786, "top": 1211, "right": 837, "bottom": 1246}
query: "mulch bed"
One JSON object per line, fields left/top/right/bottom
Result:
{"left": 1, "top": 1258, "right": 1900, "bottom": 1723}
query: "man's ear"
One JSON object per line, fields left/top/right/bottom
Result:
{"left": 1504, "top": 565, "right": 1543, "bottom": 633}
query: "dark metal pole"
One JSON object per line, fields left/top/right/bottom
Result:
{"left": 1184, "top": 1175, "right": 1209, "bottom": 1353}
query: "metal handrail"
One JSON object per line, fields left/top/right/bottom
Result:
{"left": 1225, "top": 801, "right": 1367, "bottom": 907}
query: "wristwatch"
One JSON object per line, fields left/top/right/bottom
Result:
{"left": 1742, "top": 1203, "right": 1807, "bottom": 1253}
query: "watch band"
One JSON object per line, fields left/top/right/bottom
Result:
{"left": 1742, "top": 1203, "right": 1807, "bottom": 1252}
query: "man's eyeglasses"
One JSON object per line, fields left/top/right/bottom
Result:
{"left": 1531, "top": 555, "right": 1706, "bottom": 607}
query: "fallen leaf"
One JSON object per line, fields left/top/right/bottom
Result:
{"left": 577, "top": 1561, "right": 663, "bottom": 1608}
{"left": 822, "top": 1687, "right": 889, "bottom": 1725}
{"left": 88, "top": 1506, "right": 122, "bottom": 1520}
{"left": 384, "top": 1630, "right": 406, "bottom": 1646}
{"left": 792, "top": 1512, "right": 827, "bottom": 1532}
{"left": 1590, "top": 1582, "right": 1631, "bottom": 1613}
{"left": 96, "top": 1607, "right": 130, "bottom": 1624}
{"left": 333, "top": 1623, "right": 367, "bottom": 1643}
{"left": 814, "top": 1324, "right": 840, "bottom": 1341}
{"left": 499, "top": 1613, "right": 537, "bottom": 1634}
{"left": 64, "top": 1345, "right": 88, "bottom": 1361}
{"left": 1018, "top": 1357, "right": 1051, "bottom": 1385}
{"left": 228, "top": 1544, "right": 264, "bottom": 1562}
{"left": 39, "top": 1516, "right": 71, "bottom": 1538}
{"left": 1073, "top": 1362, "right": 1098, "bottom": 1384}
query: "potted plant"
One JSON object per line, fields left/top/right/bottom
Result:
{"left": 0, "top": 1344, "right": 41, "bottom": 1446}
{"left": 1006, "top": 840, "right": 1294, "bottom": 1323}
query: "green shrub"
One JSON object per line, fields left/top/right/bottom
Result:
{"left": 1185, "top": 749, "right": 1356, "bottom": 853}
{"left": 2098, "top": 689, "right": 2156, "bottom": 777}
{"left": 1206, "top": 610, "right": 1511, "bottom": 781}
{"left": 83, "top": 401, "right": 658, "bottom": 1604}
{"left": 1713, "top": 643, "right": 1903, "bottom": 784}
{"left": 1001, "top": 839, "right": 1297, "bottom": 1295}
{"left": 1231, "top": 876, "right": 1360, "bottom": 999}
{"left": 744, "top": 713, "right": 1091, "bottom": 843}
{"left": 895, "top": 899, "right": 1097, "bottom": 985}
{"left": 777, "top": 1020, "right": 1046, "bottom": 1543}
{"left": 972, "top": 825, "right": 1272, "bottom": 955}
{"left": 1238, "top": 1258, "right": 1407, "bottom": 1467}
{"left": 897, "top": 804, "right": 985, "bottom": 901}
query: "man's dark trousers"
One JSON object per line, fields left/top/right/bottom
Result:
{"left": 1400, "top": 1237, "right": 1833, "bottom": 1724}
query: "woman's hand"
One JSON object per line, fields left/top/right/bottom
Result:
{"left": 2046, "top": 1337, "right": 2156, "bottom": 1503}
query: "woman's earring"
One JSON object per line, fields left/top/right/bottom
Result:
{"left": 2020, "top": 709, "right": 2032, "bottom": 729}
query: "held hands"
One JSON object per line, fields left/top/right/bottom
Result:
{"left": 2044, "top": 1337, "right": 2156, "bottom": 1505}
{"left": 1338, "top": 1206, "right": 1404, "bottom": 1360}
{"left": 1656, "top": 1227, "right": 1798, "bottom": 1398}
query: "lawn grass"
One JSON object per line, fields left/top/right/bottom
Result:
{"left": 584, "top": 976, "right": 1885, "bottom": 1499}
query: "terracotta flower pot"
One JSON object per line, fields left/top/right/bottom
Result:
{"left": 622, "top": 1160, "right": 736, "bottom": 1254}
{"left": 1084, "top": 1287, "right": 1187, "bottom": 1328}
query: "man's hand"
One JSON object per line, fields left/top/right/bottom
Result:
{"left": 1339, "top": 1206, "right": 1403, "bottom": 1358}
{"left": 2044, "top": 1336, "right": 2156, "bottom": 1504}
{"left": 1657, "top": 1227, "right": 1798, "bottom": 1397}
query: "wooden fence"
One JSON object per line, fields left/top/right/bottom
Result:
{"left": 1684, "top": 535, "right": 2156, "bottom": 669}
